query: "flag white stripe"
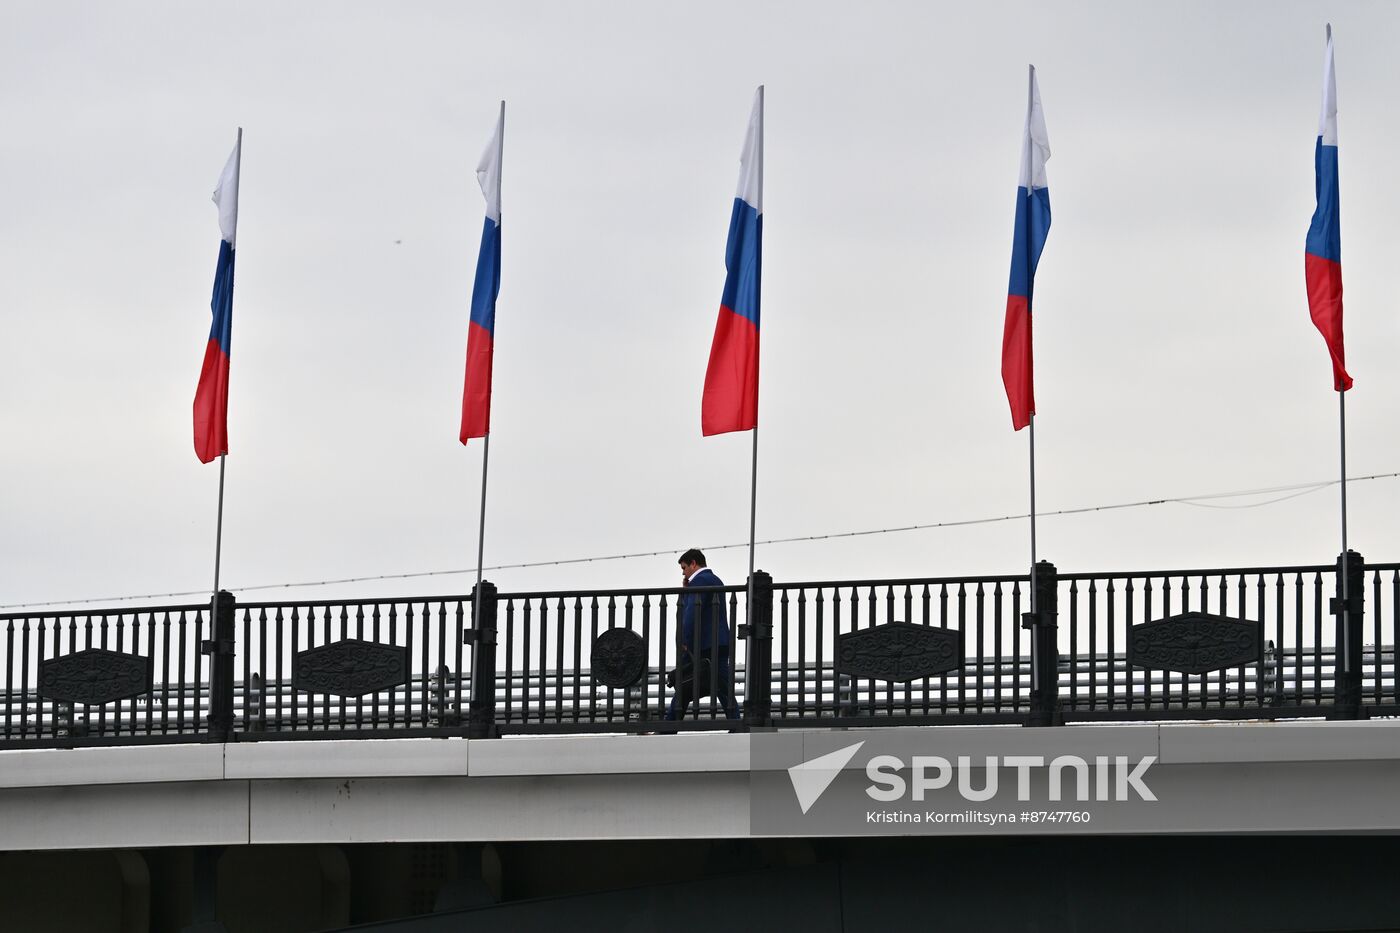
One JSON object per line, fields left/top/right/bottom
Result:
{"left": 1017, "top": 67, "right": 1051, "bottom": 191}
{"left": 735, "top": 86, "right": 764, "bottom": 213}
{"left": 212, "top": 138, "right": 240, "bottom": 246}
{"left": 476, "top": 102, "right": 504, "bottom": 223}
{"left": 1319, "top": 26, "right": 1338, "bottom": 146}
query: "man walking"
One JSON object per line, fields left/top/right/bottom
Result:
{"left": 667, "top": 549, "right": 740, "bottom": 721}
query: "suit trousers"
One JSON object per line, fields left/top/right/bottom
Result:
{"left": 665, "top": 645, "right": 739, "bottom": 721}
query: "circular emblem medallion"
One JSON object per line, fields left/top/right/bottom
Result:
{"left": 591, "top": 629, "right": 646, "bottom": 688}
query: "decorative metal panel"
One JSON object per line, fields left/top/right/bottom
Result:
{"left": 837, "top": 622, "right": 964, "bottom": 681}
{"left": 591, "top": 629, "right": 646, "bottom": 688}
{"left": 293, "top": 639, "right": 409, "bottom": 696}
{"left": 38, "top": 649, "right": 152, "bottom": 706}
{"left": 1129, "top": 612, "right": 1260, "bottom": 674}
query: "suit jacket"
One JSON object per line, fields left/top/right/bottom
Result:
{"left": 679, "top": 567, "right": 730, "bottom": 654}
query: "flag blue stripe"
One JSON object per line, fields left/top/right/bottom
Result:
{"left": 719, "top": 198, "right": 762, "bottom": 327}
{"left": 469, "top": 216, "right": 501, "bottom": 334}
{"left": 208, "top": 239, "right": 235, "bottom": 355}
{"left": 1007, "top": 186, "right": 1051, "bottom": 301}
{"left": 1305, "top": 138, "right": 1341, "bottom": 264}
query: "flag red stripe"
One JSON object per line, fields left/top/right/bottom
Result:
{"left": 1001, "top": 295, "right": 1034, "bottom": 432}
{"left": 460, "top": 320, "right": 494, "bottom": 442}
{"left": 701, "top": 306, "right": 759, "bottom": 437}
{"left": 192, "top": 339, "right": 229, "bottom": 464}
{"left": 1305, "top": 253, "right": 1351, "bottom": 392}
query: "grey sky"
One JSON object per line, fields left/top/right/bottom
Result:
{"left": 3, "top": 1, "right": 1399, "bottom": 608}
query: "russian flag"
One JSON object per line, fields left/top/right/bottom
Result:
{"left": 460, "top": 103, "right": 504, "bottom": 443}
{"left": 1305, "top": 25, "right": 1351, "bottom": 392}
{"left": 1001, "top": 67, "right": 1052, "bottom": 432}
{"left": 702, "top": 87, "right": 763, "bottom": 437}
{"left": 193, "top": 133, "right": 240, "bottom": 464}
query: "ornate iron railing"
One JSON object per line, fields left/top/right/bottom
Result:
{"left": 234, "top": 594, "right": 471, "bottom": 736}
{"left": 1, "top": 554, "right": 1395, "bottom": 747}
{"left": 491, "top": 586, "right": 745, "bottom": 731}
{"left": 1, "top": 602, "right": 211, "bottom": 744}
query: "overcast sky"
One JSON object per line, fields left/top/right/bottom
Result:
{"left": 3, "top": 1, "right": 1399, "bottom": 609}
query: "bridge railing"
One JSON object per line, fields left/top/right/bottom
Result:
{"left": 1055, "top": 562, "right": 1377, "bottom": 720}
{"left": 232, "top": 594, "right": 472, "bottom": 736}
{"left": 768, "top": 573, "right": 1032, "bottom": 724}
{"left": 0, "top": 602, "right": 211, "bottom": 744}
{"left": 1, "top": 554, "right": 1395, "bottom": 747}
{"left": 490, "top": 584, "right": 746, "bottom": 732}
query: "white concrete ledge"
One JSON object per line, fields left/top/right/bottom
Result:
{"left": 4, "top": 720, "right": 1399, "bottom": 790}
{"left": 0, "top": 780, "right": 249, "bottom": 849}
{"left": 1157, "top": 720, "right": 1400, "bottom": 764}
{"left": 247, "top": 773, "right": 750, "bottom": 843}
{"left": 226, "top": 737, "right": 468, "bottom": 780}
{"left": 791, "top": 724, "right": 1162, "bottom": 765}
{"left": 0, "top": 742, "right": 224, "bottom": 789}
{"left": 1, "top": 721, "right": 1399, "bottom": 850}
{"left": 469, "top": 732, "right": 748, "bottom": 776}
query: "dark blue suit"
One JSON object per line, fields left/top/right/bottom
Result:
{"left": 679, "top": 567, "right": 730, "bottom": 653}
{"left": 667, "top": 567, "right": 739, "bottom": 721}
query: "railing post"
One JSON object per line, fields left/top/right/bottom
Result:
{"left": 1328, "top": 550, "right": 1366, "bottom": 721}
{"left": 1023, "top": 561, "right": 1062, "bottom": 727}
{"left": 466, "top": 580, "right": 498, "bottom": 739}
{"left": 742, "top": 570, "right": 774, "bottom": 730}
{"left": 204, "top": 590, "right": 236, "bottom": 743}
{"left": 246, "top": 672, "right": 264, "bottom": 733}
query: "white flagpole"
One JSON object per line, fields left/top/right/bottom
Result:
{"left": 747, "top": 87, "right": 764, "bottom": 588}
{"left": 475, "top": 434, "right": 491, "bottom": 592}
{"left": 1317, "top": 25, "right": 1351, "bottom": 668}
{"left": 748, "top": 425, "right": 759, "bottom": 580}
{"left": 1329, "top": 23, "right": 1350, "bottom": 665}
{"left": 1340, "top": 391, "right": 1348, "bottom": 560}
{"left": 1029, "top": 414, "right": 1038, "bottom": 599}
{"left": 475, "top": 101, "right": 504, "bottom": 607}
{"left": 744, "top": 83, "right": 767, "bottom": 636}
{"left": 1024, "top": 67, "right": 1039, "bottom": 616}
{"left": 213, "top": 454, "right": 227, "bottom": 595}
{"left": 212, "top": 126, "right": 241, "bottom": 600}
{"left": 1339, "top": 387, "right": 1349, "bottom": 669}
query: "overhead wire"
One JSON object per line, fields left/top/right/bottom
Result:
{"left": 4, "top": 471, "right": 1397, "bottom": 610}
